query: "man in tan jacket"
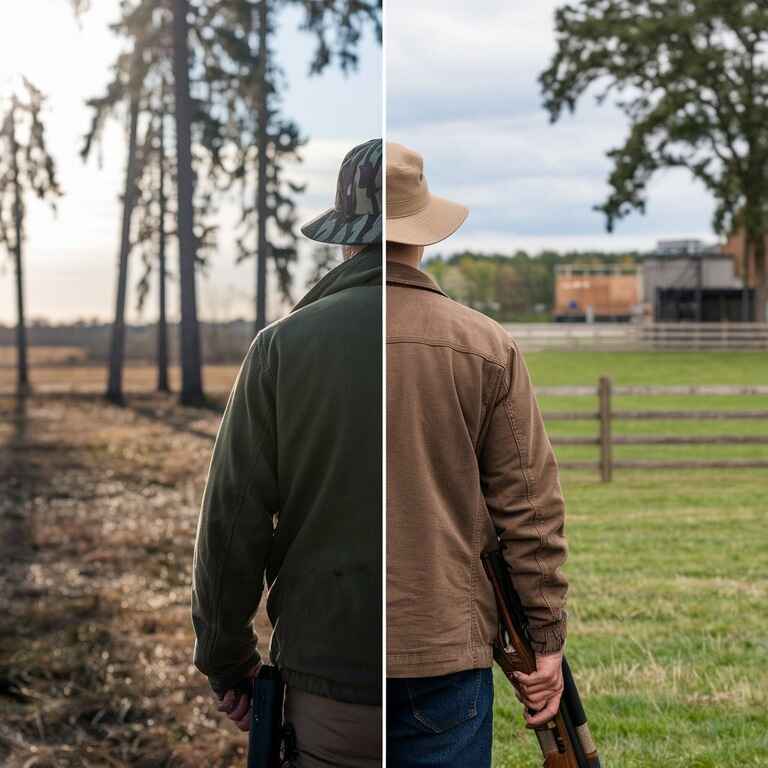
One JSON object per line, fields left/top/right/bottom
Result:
{"left": 386, "top": 142, "right": 569, "bottom": 767}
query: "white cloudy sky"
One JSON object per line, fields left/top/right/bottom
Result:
{"left": 0, "top": 0, "right": 381, "bottom": 324}
{"left": 386, "top": 0, "right": 716, "bottom": 257}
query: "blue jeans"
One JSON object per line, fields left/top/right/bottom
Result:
{"left": 386, "top": 668, "right": 493, "bottom": 768}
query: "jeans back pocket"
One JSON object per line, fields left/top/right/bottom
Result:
{"left": 406, "top": 668, "right": 484, "bottom": 734}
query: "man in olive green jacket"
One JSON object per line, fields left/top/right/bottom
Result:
{"left": 192, "top": 139, "right": 382, "bottom": 767}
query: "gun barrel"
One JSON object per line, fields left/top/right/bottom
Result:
{"left": 562, "top": 659, "right": 600, "bottom": 767}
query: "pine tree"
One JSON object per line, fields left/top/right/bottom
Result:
{"left": 83, "top": 1, "right": 225, "bottom": 403}
{"left": 133, "top": 67, "right": 219, "bottom": 393}
{"left": 82, "top": 35, "right": 149, "bottom": 404}
{"left": 0, "top": 80, "right": 62, "bottom": 395}
{"left": 211, "top": 0, "right": 382, "bottom": 333}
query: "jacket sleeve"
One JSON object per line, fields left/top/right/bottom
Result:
{"left": 479, "top": 340, "right": 568, "bottom": 654}
{"left": 191, "top": 333, "right": 279, "bottom": 695}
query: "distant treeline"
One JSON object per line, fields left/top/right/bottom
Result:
{"left": 425, "top": 250, "right": 642, "bottom": 321}
{"left": 0, "top": 320, "right": 255, "bottom": 365}
{"left": 0, "top": 250, "right": 645, "bottom": 361}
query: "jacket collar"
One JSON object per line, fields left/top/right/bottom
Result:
{"left": 386, "top": 260, "right": 447, "bottom": 297}
{"left": 292, "top": 244, "right": 382, "bottom": 313}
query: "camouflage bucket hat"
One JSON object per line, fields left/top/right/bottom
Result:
{"left": 301, "top": 138, "right": 382, "bottom": 245}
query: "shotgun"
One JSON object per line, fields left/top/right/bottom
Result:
{"left": 481, "top": 548, "right": 601, "bottom": 768}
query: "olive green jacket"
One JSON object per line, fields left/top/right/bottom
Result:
{"left": 192, "top": 245, "right": 382, "bottom": 704}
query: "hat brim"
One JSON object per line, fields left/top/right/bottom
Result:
{"left": 301, "top": 207, "right": 382, "bottom": 246}
{"left": 386, "top": 195, "right": 468, "bottom": 247}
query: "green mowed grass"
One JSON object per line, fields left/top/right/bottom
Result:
{"left": 528, "top": 351, "right": 768, "bottom": 465}
{"left": 492, "top": 352, "right": 768, "bottom": 767}
{"left": 524, "top": 350, "right": 768, "bottom": 386}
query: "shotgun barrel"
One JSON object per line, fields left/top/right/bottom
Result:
{"left": 481, "top": 548, "right": 601, "bottom": 768}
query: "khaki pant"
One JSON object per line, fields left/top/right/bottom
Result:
{"left": 284, "top": 687, "right": 382, "bottom": 768}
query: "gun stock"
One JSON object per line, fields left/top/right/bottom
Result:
{"left": 481, "top": 549, "right": 601, "bottom": 768}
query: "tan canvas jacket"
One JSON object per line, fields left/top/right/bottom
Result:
{"left": 386, "top": 260, "right": 568, "bottom": 679}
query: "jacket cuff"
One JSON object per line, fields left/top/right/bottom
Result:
{"left": 205, "top": 648, "right": 261, "bottom": 698}
{"left": 527, "top": 617, "right": 567, "bottom": 655}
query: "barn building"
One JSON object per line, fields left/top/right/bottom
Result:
{"left": 643, "top": 240, "right": 754, "bottom": 322}
{"left": 554, "top": 264, "right": 641, "bottom": 323}
{"left": 553, "top": 240, "right": 754, "bottom": 323}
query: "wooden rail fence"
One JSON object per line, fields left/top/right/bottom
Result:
{"left": 506, "top": 322, "right": 768, "bottom": 351}
{"left": 539, "top": 379, "right": 768, "bottom": 482}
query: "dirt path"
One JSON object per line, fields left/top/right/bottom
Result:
{"left": 0, "top": 393, "right": 270, "bottom": 768}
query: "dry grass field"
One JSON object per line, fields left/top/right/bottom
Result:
{"left": 0, "top": 388, "right": 268, "bottom": 767}
{"left": 0, "top": 347, "right": 89, "bottom": 367}
{"left": 0, "top": 363, "right": 241, "bottom": 396}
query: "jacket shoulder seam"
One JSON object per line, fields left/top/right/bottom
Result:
{"left": 386, "top": 276, "right": 445, "bottom": 295}
{"left": 387, "top": 336, "right": 507, "bottom": 367}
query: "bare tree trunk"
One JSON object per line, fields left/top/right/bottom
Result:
{"left": 157, "top": 101, "right": 170, "bottom": 393}
{"left": 9, "top": 104, "right": 29, "bottom": 396}
{"left": 741, "top": 235, "right": 751, "bottom": 322}
{"left": 755, "top": 235, "right": 767, "bottom": 323}
{"left": 254, "top": 0, "right": 269, "bottom": 335}
{"left": 106, "top": 92, "right": 140, "bottom": 404}
{"left": 172, "top": 0, "right": 204, "bottom": 404}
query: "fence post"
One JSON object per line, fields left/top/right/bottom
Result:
{"left": 598, "top": 376, "right": 613, "bottom": 482}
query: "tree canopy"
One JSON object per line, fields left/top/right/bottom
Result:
{"left": 540, "top": 0, "right": 768, "bottom": 317}
{"left": 424, "top": 249, "right": 642, "bottom": 322}
{"left": 0, "top": 79, "right": 62, "bottom": 261}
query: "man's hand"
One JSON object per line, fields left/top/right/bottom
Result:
{"left": 513, "top": 651, "right": 564, "bottom": 728}
{"left": 215, "top": 664, "right": 261, "bottom": 732}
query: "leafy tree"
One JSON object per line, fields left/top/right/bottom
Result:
{"left": 458, "top": 255, "right": 498, "bottom": 314}
{"left": 540, "top": 0, "right": 768, "bottom": 321}
{"left": 426, "top": 249, "right": 643, "bottom": 322}
{"left": 0, "top": 80, "right": 62, "bottom": 394}
{"left": 496, "top": 262, "right": 527, "bottom": 318}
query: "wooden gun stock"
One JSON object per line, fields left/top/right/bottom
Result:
{"left": 481, "top": 549, "right": 601, "bottom": 768}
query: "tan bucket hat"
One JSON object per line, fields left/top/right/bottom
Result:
{"left": 386, "top": 142, "right": 469, "bottom": 246}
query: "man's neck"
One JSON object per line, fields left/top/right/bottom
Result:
{"left": 342, "top": 244, "right": 368, "bottom": 261}
{"left": 386, "top": 242, "right": 424, "bottom": 269}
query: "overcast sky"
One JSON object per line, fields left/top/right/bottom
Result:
{"left": 0, "top": 0, "right": 381, "bottom": 324}
{"left": 386, "top": 0, "right": 716, "bottom": 258}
